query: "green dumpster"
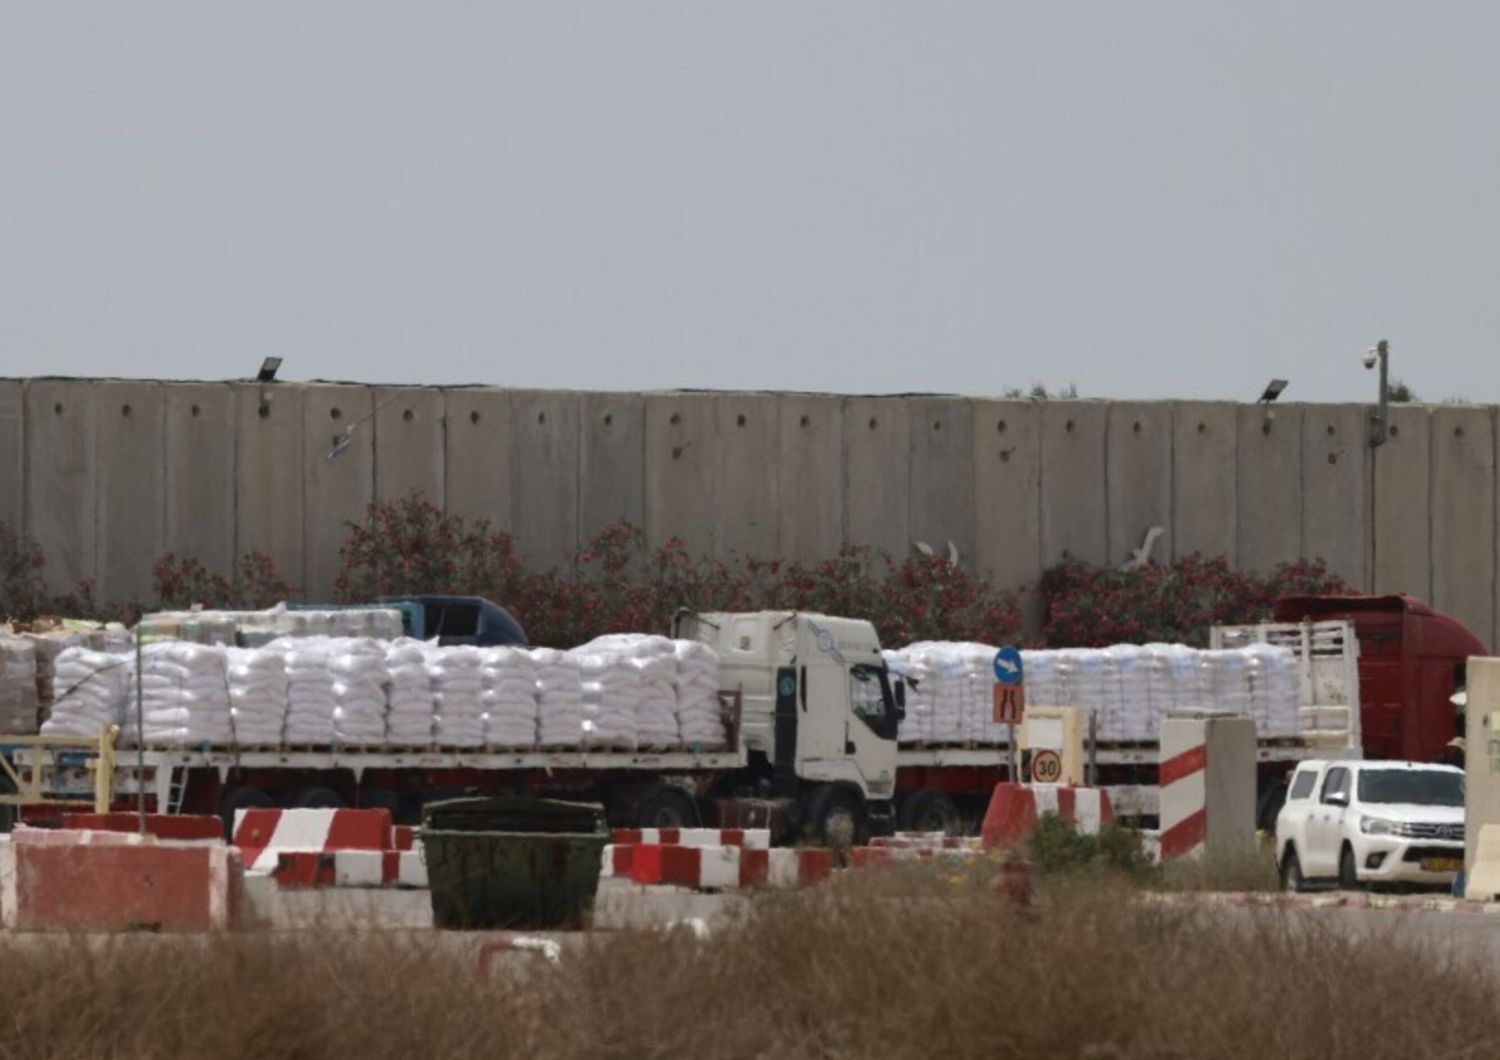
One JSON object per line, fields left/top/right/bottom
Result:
{"left": 422, "top": 797, "right": 609, "bottom": 930}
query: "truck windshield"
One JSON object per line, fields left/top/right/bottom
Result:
{"left": 1357, "top": 769, "right": 1463, "bottom": 807}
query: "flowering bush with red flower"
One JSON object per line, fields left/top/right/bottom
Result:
{"left": 153, "top": 551, "right": 293, "bottom": 612}
{"left": 1038, "top": 554, "right": 1351, "bottom": 648}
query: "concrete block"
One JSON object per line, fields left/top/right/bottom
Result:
{"left": 302, "top": 385, "right": 374, "bottom": 599}
{"left": 23, "top": 380, "right": 97, "bottom": 597}
{"left": 1371, "top": 404, "right": 1431, "bottom": 599}
{"left": 842, "top": 397, "right": 911, "bottom": 560}
{"left": 645, "top": 394, "right": 715, "bottom": 554}
{"left": 0, "top": 380, "right": 21, "bottom": 531}
{"left": 713, "top": 394, "right": 779, "bottom": 559}
{"left": 163, "top": 384, "right": 235, "bottom": 577}
{"left": 510, "top": 390, "right": 581, "bottom": 570}
{"left": 1235, "top": 404, "right": 1302, "bottom": 573}
{"left": 442, "top": 388, "right": 513, "bottom": 531}
{"left": 972, "top": 400, "right": 1041, "bottom": 594}
{"left": 1039, "top": 402, "right": 1108, "bottom": 567}
{"left": 234, "top": 382, "right": 305, "bottom": 593}
{"left": 1171, "top": 402, "right": 1236, "bottom": 562}
{"left": 1466, "top": 658, "right": 1500, "bottom": 870}
{"left": 579, "top": 392, "right": 645, "bottom": 545}
{"left": 1301, "top": 405, "right": 1370, "bottom": 588}
{"left": 908, "top": 398, "right": 975, "bottom": 567}
{"left": 1431, "top": 406, "right": 1495, "bottom": 648}
{"left": 374, "top": 387, "right": 445, "bottom": 508}
{"left": 776, "top": 394, "right": 844, "bottom": 564}
{"left": 94, "top": 382, "right": 166, "bottom": 604}
{"left": 1107, "top": 402, "right": 1173, "bottom": 568}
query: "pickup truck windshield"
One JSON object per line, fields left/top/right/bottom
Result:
{"left": 1357, "top": 769, "right": 1463, "bottom": 807}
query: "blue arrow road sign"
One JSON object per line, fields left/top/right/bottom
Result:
{"left": 993, "top": 645, "right": 1024, "bottom": 686}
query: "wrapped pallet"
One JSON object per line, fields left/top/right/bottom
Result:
{"left": 0, "top": 634, "right": 40, "bottom": 734}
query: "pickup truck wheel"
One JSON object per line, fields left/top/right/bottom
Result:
{"left": 220, "top": 785, "right": 274, "bottom": 837}
{"left": 1339, "top": 845, "right": 1361, "bottom": 891}
{"left": 636, "top": 784, "right": 698, "bottom": 829}
{"left": 1280, "top": 846, "right": 1305, "bottom": 893}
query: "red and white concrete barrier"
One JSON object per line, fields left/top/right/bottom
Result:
{"left": 1158, "top": 713, "right": 1257, "bottom": 860}
{"left": 271, "top": 848, "right": 427, "bottom": 889}
{"left": 1, "top": 827, "right": 243, "bottom": 931}
{"left": 611, "top": 828, "right": 771, "bottom": 849}
{"left": 602, "top": 843, "right": 832, "bottom": 890}
{"left": 232, "top": 808, "right": 395, "bottom": 874}
{"left": 979, "top": 783, "right": 1115, "bottom": 849}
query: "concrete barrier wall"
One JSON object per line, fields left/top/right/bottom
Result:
{"left": 6, "top": 380, "right": 1498, "bottom": 649}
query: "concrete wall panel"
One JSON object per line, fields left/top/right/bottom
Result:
{"left": 713, "top": 394, "right": 779, "bottom": 559}
{"left": 579, "top": 392, "right": 645, "bottom": 546}
{"left": 644, "top": 394, "right": 715, "bottom": 554}
{"left": 843, "top": 398, "right": 911, "bottom": 561}
{"left": 302, "top": 385, "right": 373, "bottom": 599}
{"left": 1171, "top": 402, "right": 1236, "bottom": 562}
{"left": 511, "top": 390, "right": 581, "bottom": 570}
{"left": 1107, "top": 402, "right": 1173, "bottom": 568}
{"left": 1301, "top": 404, "right": 1370, "bottom": 588}
{"left": 374, "top": 388, "right": 445, "bottom": 508}
{"left": 233, "top": 383, "right": 304, "bottom": 592}
{"left": 777, "top": 394, "right": 844, "bottom": 564}
{"left": 1371, "top": 404, "right": 1431, "bottom": 599}
{"left": 163, "top": 384, "right": 235, "bottom": 578}
{"left": 1431, "top": 406, "right": 1496, "bottom": 648}
{"left": 93, "top": 382, "right": 165, "bottom": 605}
{"left": 1039, "top": 402, "right": 1108, "bottom": 567}
{"left": 0, "top": 382, "right": 21, "bottom": 532}
{"left": 443, "top": 389, "right": 513, "bottom": 532}
{"left": 1235, "top": 405, "right": 1302, "bottom": 573}
{"left": 973, "top": 400, "right": 1041, "bottom": 593}
{"left": 24, "top": 380, "right": 97, "bottom": 596}
{"left": 908, "top": 398, "right": 975, "bottom": 567}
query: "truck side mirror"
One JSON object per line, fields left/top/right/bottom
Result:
{"left": 1326, "top": 791, "right": 1349, "bottom": 808}
{"left": 894, "top": 680, "right": 906, "bottom": 711}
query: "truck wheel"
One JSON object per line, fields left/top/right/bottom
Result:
{"left": 1339, "top": 845, "right": 1361, "bottom": 891}
{"left": 220, "top": 786, "right": 273, "bottom": 837}
{"left": 805, "top": 786, "right": 865, "bottom": 849}
{"left": 898, "top": 791, "right": 960, "bottom": 835}
{"left": 636, "top": 784, "right": 698, "bottom": 829}
{"left": 1280, "top": 846, "right": 1305, "bottom": 893}
{"left": 290, "top": 787, "right": 345, "bottom": 810}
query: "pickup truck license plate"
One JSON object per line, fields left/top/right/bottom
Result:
{"left": 1423, "top": 857, "right": 1463, "bottom": 873}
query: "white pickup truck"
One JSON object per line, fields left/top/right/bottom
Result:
{"left": 1275, "top": 759, "right": 1464, "bottom": 891}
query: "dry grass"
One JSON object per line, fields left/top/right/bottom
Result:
{"left": 2, "top": 875, "right": 1496, "bottom": 1060}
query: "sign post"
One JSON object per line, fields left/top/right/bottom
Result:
{"left": 992, "top": 646, "right": 1025, "bottom": 782}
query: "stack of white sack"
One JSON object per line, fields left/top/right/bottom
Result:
{"left": 578, "top": 635, "right": 680, "bottom": 749}
{"left": 265, "top": 637, "right": 338, "bottom": 745}
{"left": 329, "top": 638, "right": 389, "bottom": 746}
{"left": 534, "top": 649, "right": 585, "bottom": 747}
{"left": 1103, "top": 644, "right": 1155, "bottom": 743}
{"left": 124, "top": 643, "right": 234, "bottom": 746}
{"left": 673, "top": 640, "right": 725, "bottom": 750}
{"left": 1243, "top": 643, "right": 1301, "bottom": 739}
{"left": 224, "top": 647, "right": 288, "bottom": 745}
{"left": 385, "top": 639, "right": 434, "bottom": 744}
{"left": 885, "top": 648, "right": 931, "bottom": 744}
{"left": 40, "top": 648, "right": 131, "bottom": 738}
{"left": 428, "top": 645, "right": 486, "bottom": 748}
{"left": 571, "top": 649, "right": 640, "bottom": 751}
{"left": 0, "top": 635, "right": 40, "bottom": 734}
{"left": 1199, "top": 650, "right": 1251, "bottom": 720}
{"left": 892, "top": 643, "right": 968, "bottom": 743}
{"left": 480, "top": 647, "right": 538, "bottom": 748}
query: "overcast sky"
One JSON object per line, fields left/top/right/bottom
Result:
{"left": 3, "top": 3, "right": 1497, "bottom": 403}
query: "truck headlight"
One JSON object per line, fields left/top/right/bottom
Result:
{"left": 1360, "top": 816, "right": 1396, "bottom": 836}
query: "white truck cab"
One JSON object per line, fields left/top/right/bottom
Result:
{"left": 677, "top": 610, "right": 903, "bottom": 843}
{"left": 1276, "top": 759, "right": 1464, "bottom": 891}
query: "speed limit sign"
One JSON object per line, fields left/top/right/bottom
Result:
{"left": 1030, "top": 749, "right": 1063, "bottom": 784}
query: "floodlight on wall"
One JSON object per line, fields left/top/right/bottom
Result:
{"left": 1257, "top": 379, "right": 1288, "bottom": 404}
{"left": 257, "top": 356, "right": 283, "bottom": 383}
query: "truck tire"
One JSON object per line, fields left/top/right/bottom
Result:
{"left": 1280, "top": 845, "right": 1305, "bottom": 893}
{"left": 220, "top": 785, "right": 273, "bottom": 836}
{"left": 805, "top": 786, "right": 865, "bottom": 849}
{"left": 1339, "top": 844, "right": 1361, "bottom": 891}
{"left": 636, "top": 783, "right": 698, "bottom": 829}
{"left": 290, "top": 787, "right": 345, "bottom": 810}
{"left": 898, "top": 791, "right": 960, "bottom": 835}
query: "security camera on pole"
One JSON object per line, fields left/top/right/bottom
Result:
{"left": 992, "top": 646, "right": 1025, "bottom": 782}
